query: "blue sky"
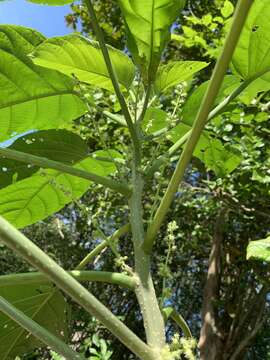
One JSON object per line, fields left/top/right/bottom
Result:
{"left": 0, "top": 0, "right": 75, "bottom": 36}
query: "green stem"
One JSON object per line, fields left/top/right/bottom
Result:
{"left": 103, "top": 110, "right": 127, "bottom": 127}
{"left": 138, "top": 85, "right": 152, "bottom": 123}
{"left": 0, "top": 216, "right": 156, "bottom": 360}
{"left": 0, "top": 270, "right": 136, "bottom": 290}
{"left": 129, "top": 137, "right": 165, "bottom": 354}
{"left": 0, "top": 296, "right": 84, "bottom": 360}
{"left": 76, "top": 224, "right": 130, "bottom": 270}
{"left": 84, "top": 0, "right": 140, "bottom": 156}
{"left": 0, "top": 147, "right": 131, "bottom": 196}
{"left": 143, "top": 0, "right": 254, "bottom": 253}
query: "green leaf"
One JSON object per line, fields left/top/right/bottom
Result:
{"left": 154, "top": 61, "right": 209, "bottom": 93}
{"left": 221, "top": 0, "right": 234, "bottom": 18}
{"left": 118, "top": 0, "right": 186, "bottom": 81}
{"left": 193, "top": 133, "right": 242, "bottom": 177}
{"left": 0, "top": 130, "right": 89, "bottom": 190}
{"left": 0, "top": 285, "right": 69, "bottom": 360}
{"left": 238, "top": 73, "right": 270, "bottom": 104}
{"left": 31, "top": 35, "right": 135, "bottom": 91}
{"left": 0, "top": 151, "right": 121, "bottom": 228}
{"left": 27, "top": 0, "right": 72, "bottom": 4}
{"left": 247, "top": 235, "right": 270, "bottom": 262}
{"left": 0, "top": 25, "right": 45, "bottom": 57}
{"left": 0, "top": 25, "right": 86, "bottom": 142}
{"left": 232, "top": 0, "right": 270, "bottom": 80}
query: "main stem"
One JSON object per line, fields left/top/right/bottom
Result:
{"left": 129, "top": 128, "right": 166, "bottom": 356}
{"left": 143, "top": 0, "right": 254, "bottom": 253}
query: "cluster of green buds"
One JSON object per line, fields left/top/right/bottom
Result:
{"left": 161, "top": 334, "right": 197, "bottom": 360}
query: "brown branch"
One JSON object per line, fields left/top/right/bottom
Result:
{"left": 198, "top": 209, "right": 226, "bottom": 360}
{"left": 230, "top": 305, "right": 266, "bottom": 360}
{"left": 224, "top": 286, "right": 268, "bottom": 360}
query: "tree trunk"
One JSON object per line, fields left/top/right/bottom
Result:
{"left": 198, "top": 210, "right": 225, "bottom": 360}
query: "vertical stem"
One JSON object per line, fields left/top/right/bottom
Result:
{"left": 0, "top": 296, "right": 84, "bottom": 360}
{"left": 143, "top": 0, "right": 254, "bottom": 253}
{"left": 84, "top": 0, "right": 140, "bottom": 155}
{"left": 129, "top": 128, "right": 165, "bottom": 355}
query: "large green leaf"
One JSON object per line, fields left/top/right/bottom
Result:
{"left": 232, "top": 0, "right": 270, "bottom": 80}
{"left": 154, "top": 61, "right": 209, "bottom": 93}
{"left": 0, "top": 151, "right": 121, "bottom": 228}
{"left": 118, "top": 0, "right": 186, "bottom": 81}
{"left": 0, "top": 129, "right": 89, "bottom": 190}
{"left": 0, "top": 25, "right": 86, "bottom": 142}
{"left": 31, "top": 35, "right": 135, "bottom": 91}
{"left": 0, "top": 285, "right": 69, "bottom": 360}
{"left": 0, "top": 25, "right": 45, "bottom": 57}
{"left": 247, "top": 235, "right": 270, "bottom": 262}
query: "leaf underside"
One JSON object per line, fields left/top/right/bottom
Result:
{"left": 0, "top": 285, "right": 69, "bottom": 360}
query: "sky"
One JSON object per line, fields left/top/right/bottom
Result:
{"left": 0, "top": 0, "right": 75, "bottom": 37}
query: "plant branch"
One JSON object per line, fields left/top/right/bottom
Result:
{"left": 103, "top": 110, "right": 127, "bottom": 126}
{"left": 0, "top": 296, "right": 84, "bottom": 360}
{"left": 84, "top": 0, "right": 140, "bottom": 155}
{"left": 138, "top": 85, "right": 152, "bottom": 123}
{"left": 0, "top": 270, "right": 136, "bottom": 290}
{"left": 76, "top": 224, "right": 130, "bottom": 270}
{"left": 0, "top": 216, "right": 156, "bottom": 360}
{"left": 143, "top": 0, "right": 254, "bottom": 253}
{"left": 0, "top": 147, "right": 131, "bottom": 196}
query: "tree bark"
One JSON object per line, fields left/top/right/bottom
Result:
{"left": 199, "top": 210, "right": 225, "bottom": 360}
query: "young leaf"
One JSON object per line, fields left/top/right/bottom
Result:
{"left": 221, "top": 1, "right": 234, "bottom": 18}
{"left": 247, "top": 235, "right": 270, "bottom": 262}
{"left": 31, "top": 35, "right": 135, "bottom": 91}
{"left": 154, "top": 61, "right": 209, "bottom": 93}
{"left": 118, "top": 0, "right": 186, "bottom": 82}
{"left": 0, "top": 130, "right": 89, "bottom": 190}
{"left": 0, "top": 285, "right": 69, "bottom": 360}
{"left": 0, "top": 26, "right": 86, "bottom": 142}
{"left": 0, "top": 151, "right": 122, "bottom": 228}
{"left": 232, "top": 0, "right": 270, "bottom": 80}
